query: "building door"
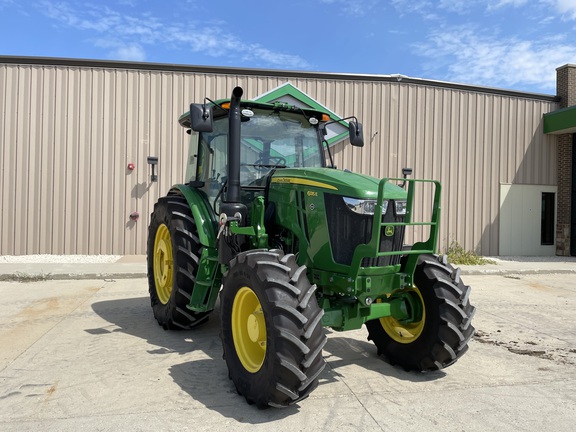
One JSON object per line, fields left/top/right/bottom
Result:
{"left": 500, "top": 184, "right": 558, "bottom": 256}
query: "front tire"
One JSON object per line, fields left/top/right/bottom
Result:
{"left": 366, "top": 254, "right": 475, "bottom": 371}
{"left": 147, "top": 194, "right": 211, "bottom": 329}
{"left": 220, "top": 250, "right": 326, "bottom": 408}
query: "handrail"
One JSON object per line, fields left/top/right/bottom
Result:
{"left": 349, "top": 178, "right": 441, "bottom": 276}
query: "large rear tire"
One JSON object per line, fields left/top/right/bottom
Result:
{"left": 366, "top": 254, "right": 475, "bottom": 371}
{"left": 220, "top": 250, "right": 326, "bottom": 408}
{"left": 147, "top": 194, "right": 211, "bottom": 329}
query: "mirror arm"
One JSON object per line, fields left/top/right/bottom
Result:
{"left": 322, "top": 115, "right": 364, "bottom": 148}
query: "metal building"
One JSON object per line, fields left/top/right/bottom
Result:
{"left": 0, "top": 56, "right": 569, "bottom": 256}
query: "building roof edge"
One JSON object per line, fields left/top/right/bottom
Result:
{"left": 0, "top": 55, "right": 560, "bottom": 102}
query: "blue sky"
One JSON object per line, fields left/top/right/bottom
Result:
{"left": 1, "top": 0, "right": 575, "bottom": 94}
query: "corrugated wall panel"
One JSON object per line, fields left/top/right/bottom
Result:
{"left": 329, "top": 84, "right": 557, "bottom": 255}
{"left": 1, "top": 67, "right": 13, "bottom": 253}
{"left": 14, "top": 66, "right": 30, "bottom": 254}
{"left": 53, "top": 67, "right": 67, "bottom": 253}
{"left": 0, "top": 63, "right": 558, "bottom": 256}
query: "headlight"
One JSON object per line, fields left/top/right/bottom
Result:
{"left": 394, "top": 200, "right": 407, "bottom": 215}
{"left": 343, "top": 197, "right": 387, "bottom": 215}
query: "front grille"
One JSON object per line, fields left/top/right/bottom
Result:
{"left": 324, "top": 194, "right": 405, "bottom": 267}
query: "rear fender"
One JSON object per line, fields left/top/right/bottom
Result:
{"left": 170, "top": 184, "right": 218, "bottom": 247}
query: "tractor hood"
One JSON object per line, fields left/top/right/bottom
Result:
{"left": 270, "top": 168, "right": 407, "bottom": 200}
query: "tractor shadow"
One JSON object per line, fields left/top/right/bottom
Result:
{"left": 90, "top": 297, "right": 444, "bottom": 423}
{"left": 89, "top": 296, "right": 301, "bottom": 422}
{"left": 89, "top": 296, "right": 221, "bottom": 356}
{"left": 322, "top": 331, "right": 447, "bottom": 384}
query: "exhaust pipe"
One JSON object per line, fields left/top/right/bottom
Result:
{"left": 225, "top": 86, "right": 243, "bottom": 204}
{"left": 219, "top": 86, "right": 247, "bottom": 265}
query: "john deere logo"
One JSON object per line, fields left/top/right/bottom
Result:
{"left": 384, "top": 226, "right": 395, "bottom": 237}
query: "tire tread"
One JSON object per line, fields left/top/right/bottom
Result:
{"left": 220, "top": 249, "right": 326, "bottom": 408}
{"left": 147, "top": 194, "right": 211, "bottom": 330}
{"left": 366, "top": 253, "right": 475, "bottom": 371}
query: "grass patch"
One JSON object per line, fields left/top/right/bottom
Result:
{"left": 445, "top": 241, "right": 497, "bottom": 265}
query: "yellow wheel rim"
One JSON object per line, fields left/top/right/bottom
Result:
{"left": 379, "top": 287, "right": 426, "bottom": 344}
{"left": 232, "top": 287, "right": 267, "bottom": 373}
{"left": 153, "top": 223, "right": 173, "bottom": 305}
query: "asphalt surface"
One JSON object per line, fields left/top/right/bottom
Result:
{"left": 1, "top": 256, "right": 576, "bottom": 431}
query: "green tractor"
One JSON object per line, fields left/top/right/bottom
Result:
{"left": 147, "top": 86, "right": 475, "bottom": 408}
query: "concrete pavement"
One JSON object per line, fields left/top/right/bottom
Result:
{"left": 459, "top": 255, "right": 576, "bottom": 275}
{"left": 1, "top": 253, "right": 576, "bottom": 430}
{"left": 0, "top": 255, "right": 148, "bottom": 281}
{"left": 1, "top": 273, "right": 575, "bottom": 431}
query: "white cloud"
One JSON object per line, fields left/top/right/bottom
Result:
{"left": 391, "top": 0, "right": 478, "bottom": 15}
{"left": 386, "top": 0, "right": 576, "bottom": 91}
{"left": 96, "top": 41, "right": 146, "bottom": 62}
{"left": 438, "top": 0, "right": 473, "bottom": 13}
{"left": 487, "top": 0, "right": 529, "bottom": 8}
{"left": 36, "top": 1, "right": 310, "bottom": 69}
{"left": 392, "top": 0, "right": 536, "bottom": 15}
{"left": 549, "top": 0, "right": 576, "bottom": 18}
{"left": 114, "top": 45, "right": 146, "bottom": 62}
{"left": 390, "top": 0, "right": 432, "bottom": 15}
{"left": 243, "top": 46, "right": 309, "bottom": 69}
{"left": 418, "top": 27, "right": 576, "bottom": 91}
{"left": 318, "top": 0, "right": 377, "bottom": 16}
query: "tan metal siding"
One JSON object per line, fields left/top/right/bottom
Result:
{"left": 2, "top": 66, "right": 16, "bottom": 253}
{"left": 330, "top": 84, "right": 557, "bottom": 255}
{"left": 0, "top": 63, "right": 557, "bottom": 255}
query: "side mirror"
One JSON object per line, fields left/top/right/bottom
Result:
{"left": 190, "top": 103, "right": 213, "bottom": 132}
{"left": 349, "top": 121, "right": 364, "bottom": 147}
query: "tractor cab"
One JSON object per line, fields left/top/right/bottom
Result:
{"left": 179, "top": 96, "right": 362, "bottom": 212}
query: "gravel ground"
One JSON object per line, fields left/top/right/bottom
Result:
{"left": 2, "top": 254, "right": 576, "bottom": 269}
{"left": 2, "top": 254, "right": 575, "bottom": 265}
{"left": 0, "top": 255, "right": 121, "bottom": 264}
{"left": 488, "top": 256, "right": 576, "bottom": 263}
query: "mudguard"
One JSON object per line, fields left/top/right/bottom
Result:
{"left": 171, "top": 184, "right": 218, "bottom": 247}
{"left": 170, "top": 184, "right": 221, "bottom": 312}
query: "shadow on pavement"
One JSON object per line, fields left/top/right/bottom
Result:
{"left": 323, "top": 334, "right": 447, "bottom": 383}
{"left": 90, "top": 296, "right": 444, "bottom": 422}
{"left": 89, "top": 296, "right": 220, "bottom": 355}
{"left": 169, "top": 360, "right": 302, "bottom": 423}
{"left": 89, "top": 296, "right": 300, "bottom": 421}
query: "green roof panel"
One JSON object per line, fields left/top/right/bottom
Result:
{"left": 544, "top": 105, "right": 576, "bottom": 135}
{"left": 254, "top": 83, "right": 350, "bottom": 146}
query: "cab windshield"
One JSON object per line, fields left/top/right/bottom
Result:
{"left": 192, "top": 108, "right": 324, "bottom": 202}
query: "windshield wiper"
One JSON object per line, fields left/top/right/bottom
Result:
{"left": 241, "top": 163, "right": 287, "bottom": 169}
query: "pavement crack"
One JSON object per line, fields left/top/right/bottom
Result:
{"left": 474, "top": 329, "right": 576, "bottom": 365}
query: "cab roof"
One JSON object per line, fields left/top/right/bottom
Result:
{"left": 178, "top": 99, "right": 328, "bottom": 128}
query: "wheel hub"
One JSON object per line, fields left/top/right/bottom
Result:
{"left": 232, "top": 287, "right": 267, "bottom": 373}
{"left": 380, "top": 287, "right": 426, "bottom": 344}
{"left": 247, "top": 309, "right": 265, "bottom": 344}
{"left": 153, "top": 224, "right": 173, "bottom": 304}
